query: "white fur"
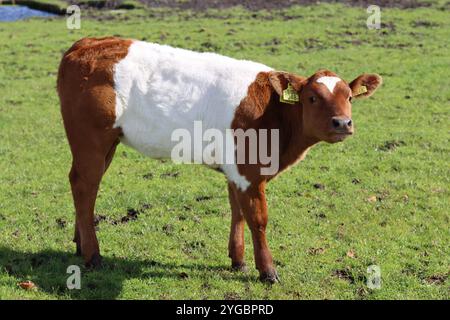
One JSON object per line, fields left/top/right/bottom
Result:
{"left": 316, "top": 76, "right": 341, "bottom": 94}
{"left": 113, "top": 40, "right": 272, "bottom": 191}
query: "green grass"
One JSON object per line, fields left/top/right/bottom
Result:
{"left": 0, "top": 2, "right": 449, "bottom": 299}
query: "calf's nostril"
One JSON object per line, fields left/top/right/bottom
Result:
{"left": 347, "top": 119, "right": 352, "bottom": 127}
{"left": 332, "top": 119, "right": 341, "bottom": 128}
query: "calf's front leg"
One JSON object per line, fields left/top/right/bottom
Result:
{"left": 235, "top": 182, "right": 279, "bottom": 283}
{"left": 228, "top": 183, "right": 247, "bottom": 271}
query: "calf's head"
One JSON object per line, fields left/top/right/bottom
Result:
{"left": 269, "top": 69, "right": 382, "bottom": 143}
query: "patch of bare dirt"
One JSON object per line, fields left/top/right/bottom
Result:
{"left": 411, "top": 20, "right": 441, "bottom": 28}
{"left": 424, "top": 274, "right": 447, "bottom": 285}
{"left": 195, "top": 195, "right": 213, "bottom": 202}
{"left": 332, "top": 268, "right": 355, "bottom": 283}
{"left": 377, "top": 140, "right": 406, "bottom": 152}
{"left": 139, "top": 0, "right": 433, "bottom": 11}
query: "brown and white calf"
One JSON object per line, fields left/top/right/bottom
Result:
{"left": 57, "top": 37, "right": 382, "bottom": 283}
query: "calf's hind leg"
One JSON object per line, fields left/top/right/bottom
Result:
{"left": 69, "top": 133, "right": 120, "bottom": 268}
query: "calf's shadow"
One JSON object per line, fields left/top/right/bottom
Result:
{"left": 0, "top": 246, "right": 251, "bottom": 299}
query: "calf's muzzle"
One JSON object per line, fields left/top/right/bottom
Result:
{"left": 331, "top": 116, "right": 353, "bottom": 133}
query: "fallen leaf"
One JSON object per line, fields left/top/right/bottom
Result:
{"left": 19, "top": 280, "right": 36, "bottom": 290}
{"left": 346, "top": 250, "right": 356, "bottom": 258}
{"left": 367, "top": 195, "right": 377, "bottom": 203}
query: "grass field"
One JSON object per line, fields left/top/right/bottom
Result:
{"left": 0, "top": 1, "right": 449, "bottom": 299}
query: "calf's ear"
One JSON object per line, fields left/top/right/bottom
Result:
{"left": 349, "top": 73, "right": 382, "bottom": 99}
{"left": 268, "top": 71, "right": 305, "bottom": 96}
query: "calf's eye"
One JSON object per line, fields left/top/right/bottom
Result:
{"left": 309, "top": 96, "right": 317, "bottom": 103}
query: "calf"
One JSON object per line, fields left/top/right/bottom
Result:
{"left": 57, "top": 37, "right": 382, "bottom": 283}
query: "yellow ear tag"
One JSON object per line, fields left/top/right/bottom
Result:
{"left": 355, "top": 85, "right": 368, "bottom": 96}
{"left": 280, "top": 84, "right": 299, "bottom": 104}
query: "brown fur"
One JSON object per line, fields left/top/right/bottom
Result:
{"left": 57, "top": 37, "right": 132, "bottom": 266}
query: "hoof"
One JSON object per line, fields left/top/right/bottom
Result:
{"left": 231, "top": 262, "right": 248, "bottom": 273}
{"left": 85, "top": 253, "right": 102, "bottom": 269}
{"left": 75, "top": 244, "right": 82, "bottom": 256}
{"left": 259, "top": 270, "right": 280, "bottom": 284}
